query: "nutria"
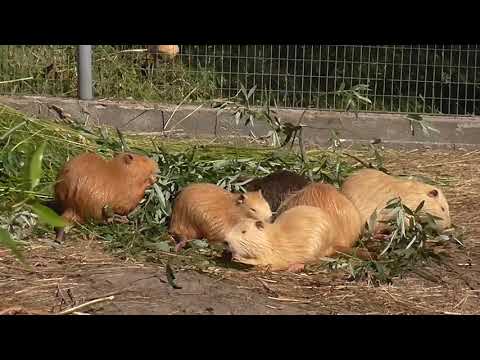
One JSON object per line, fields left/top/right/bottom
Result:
{"left": 147, "top": 45, "right": 179, "bottom": 60}
{"left": 340, "top": 169, "right": 451, "bottom": 233}
{"left": 224, "top": 205, "right": 367, "bottom": 272}
{"left": 277, "top": 182, "right": 363, "bottom": 248}
{"left": 168, "top": 183, "right": 272, "bottom": 252}
{"left": 54, "top": 152, "right": 159, "bottom": 241}
{"left": 243, "top": 170, "right": 311, "bottom": 212}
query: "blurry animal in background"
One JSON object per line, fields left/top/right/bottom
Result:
{"left": 147, "top": 45, "right": 180, "bottom": 61}
{"left": 141, "top": 45, "right": 180, "bottom": 77}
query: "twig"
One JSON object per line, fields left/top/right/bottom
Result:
{"left": 84, "top": 274, "right": 166, "bottom": 301}
{"left": 163, "top": 87, "right": 198, "bottom": 130}
{"left": 168, "top": 104, "right": 204, "bottom": 133}
{"left": 123, "top": 109, "right": 150, "bottom": 127}
{"left": 343, "top": 152, "right": 372, "bottom": 168}
{"left": 267, "top": 296, "right": 310, "bottom": 303}
{"left": 55, "top": 296, "right": 115, "bottom": 315}
{"left": 0, "top": 77, "right": 34, "bottom": 84}
{"left": 420, "top": 158, "right": 478, "bottom": 168}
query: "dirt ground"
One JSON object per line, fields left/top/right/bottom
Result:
{"left": 1, "top": 148, "right": 480, "bottom": 315}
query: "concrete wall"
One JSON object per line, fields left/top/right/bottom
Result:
{"left": 1, "top": 95, "right": 479, "bottom": 150}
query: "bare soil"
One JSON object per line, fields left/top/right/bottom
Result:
{"left": 1, "top": 148, "right": 480, "bottom": 315}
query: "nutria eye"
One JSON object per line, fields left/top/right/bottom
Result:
{"left": 441, "top": 206, "right": 445, "bottom": 211}
{"left": 250, "top": 208, "right": 256, "bottom": 212}
{"left": 242, "top": 230, "right": 246, "bottom": 234}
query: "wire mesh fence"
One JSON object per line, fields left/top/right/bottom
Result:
{"left": 0, "top": 45, "right": 479, "bottom": 116}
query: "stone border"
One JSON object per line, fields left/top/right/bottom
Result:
{"left": 1, "top": 95, "right": 479, "bottom": 150}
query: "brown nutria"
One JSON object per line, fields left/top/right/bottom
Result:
{"left": 340, "top": 169, "right": 451, "bottom": 234}
{"left": 276, "top": 182, "right": 363, "bottom": 248}
{"left": 168, "top": 183, "right": 272, "bottom": 252}
{"left": 54, "top": 152, "right": 159, "bottom": 241}
{"left": 224, "top": 205, "right": 368, "bottom": 272}
{"left": 243, "top": 170, "right": 311, "bottom": 213}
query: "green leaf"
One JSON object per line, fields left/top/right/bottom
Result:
{"left": 403, "top": 204, "right": 414, "bottom": 216}
{"left": 247, "top": 85, "right": 257, "bottom": 100}
{"left": 153, "top": 183, "right": 166, "bottom": 211}
{"left": 355, "top": 94, "right": 372, "bottom": 104}
{"left": 29, "top": 142, "right": 47, "bottom": 190}
{"left": 0, "top": 228, "right": 24, "bottom": 262}
{"left": 116, "top": 128, "right": 129, "bottom": 152}
{"left": 234, "top": 112, "right": 241, "bottom": 125}
{"left": 30, "top": 202, "right": 68, "bottom": 228}
{"left": 367, "top": 210, "right": 378, "bottom": 234}
{"left": 153, "top": 240, "right": 171, "bottom": 252}
{"left": 414, "top": 200, "right": 425, "bottom": 214}
{"left": 190, "top": 239, "right": 209, "bottom": 248}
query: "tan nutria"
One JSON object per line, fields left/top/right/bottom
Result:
{"left": 224, "top": 205, "right": 367, "bottom": 272}
{"left": 276, "top": 182, "right": 363, "bottom": 248}
{"left": 54, "top": 152, "right": 159, "bottom": 241}
{"left": 243, "top": 170, "right": 311, "bottom": 212}
{"left": 340, "top": 168, "right": 451, "bottom": 233}
{"left": 168, "top": 183, "right": 272, "bottom": 252}
{"left": 147, "top": 45, "right": 179, "bottom": 60}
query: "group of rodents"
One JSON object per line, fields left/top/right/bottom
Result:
{"left": 51, "top": 152, "right": 451, "bottom": 273}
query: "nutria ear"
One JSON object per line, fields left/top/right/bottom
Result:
{"left": 237, "top": 193, "right": 247, "bottom": 204}
{"left": 427, "top": 189, "right": 439, "bottom": 198}
{"left": 255, "top": 221, "right": 265, "bottom": 230}
{"left": 123, "top": 153, "right": 134, "bottom": 164}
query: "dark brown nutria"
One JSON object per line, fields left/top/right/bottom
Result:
{"left": 243, "top": 170, "right": 311, "bottom": 213}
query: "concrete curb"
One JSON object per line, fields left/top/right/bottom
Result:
{"left": 1, "top": 95, "right": 479, "bottom": 150}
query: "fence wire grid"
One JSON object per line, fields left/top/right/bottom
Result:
{"left": 0, "top": 45, "right": 479, "bottom": 116}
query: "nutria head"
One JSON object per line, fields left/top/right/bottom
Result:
{"left": 225, "top": 219, "right": 269, "bottom": 261}
{"left": 235, "top": 190, "right": 272, "bottom": 223}
{"left": 405, "top": 181, "right": 451, "bottom": 230}
{"left": 113, "top": 153, "right": 159, "bottom": 187}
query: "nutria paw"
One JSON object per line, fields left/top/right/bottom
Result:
{"left": 106, "top": 215, "right": 130, "bottom": 224}
{"left": 54, "top": 228, "right": 65, "bottom": 243}
{"left": 174, "top": 239, "right": 188, "bottom": 253}
{"left": 372, "top": 233, "right": 391, "bottom": 241}
{"left": 286, "top": 263, "right": 305, "bottom": 273}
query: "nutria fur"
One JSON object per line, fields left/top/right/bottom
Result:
{"left": 168, "top": 183, "right": 272, "bottom": 251}
{"left": 243, "top": 170, "right": 311, "bottom": 212}
{"left": 340, "top": 169, "right": 451, "bottom": 233}
{"left": 54, "top": 152, "right": 159, "bottom": 240}
{"left": 277, "top": 182, "right": 363, "bottom": 248}
{"left": 224, "top": 205, "right": 365, "bottom": 272}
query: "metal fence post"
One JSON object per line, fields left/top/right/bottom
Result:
{"left": 78, "top": 45, "right": 93, "bottom": 100}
